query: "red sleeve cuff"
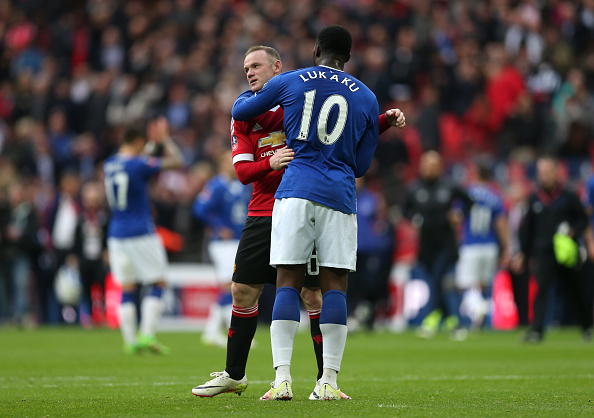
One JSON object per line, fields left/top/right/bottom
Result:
{"left": 379, "top": 113, "right": 390, "bottom": 135}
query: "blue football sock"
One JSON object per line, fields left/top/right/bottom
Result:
{"left": 320, "top": 290, "right": 347, "bottom": 325}
{"left": 272, "top": 287, "right": 301, "bottom": 322}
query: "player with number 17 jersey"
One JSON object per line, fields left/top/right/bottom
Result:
{"left": 104, "top": 155, "right": 161, "bottom": 238}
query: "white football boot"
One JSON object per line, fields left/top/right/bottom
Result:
{"left": 192, "top": 371, "right": 247, "bottom": 397}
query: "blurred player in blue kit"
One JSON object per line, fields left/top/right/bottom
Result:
{"left": 192, "top": 150, "right": 251, "bottom": 347}
{"left": 232, "top": 25, "right": 380, "bottom": 400}
{"left": 103, "top": 117, "right": 183, "bottom": 354}
{"left": 455, "top": 162, "right": 510, "bottom": 336}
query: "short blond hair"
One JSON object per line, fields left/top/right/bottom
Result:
{"left": 245, "top": 45, "right": 281, "bottom": 63}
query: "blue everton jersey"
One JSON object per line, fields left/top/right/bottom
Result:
{"left": 192, "top": 175, "right": 251, "bottom": 240}
{"left": 461, "top": 184, "right": 504, "bottom": 245}
{"left": 232, "top": 65, "right": 379, "bottom": 214}
{"left": 103, "top": 154, "right": 161, "bottom": 238}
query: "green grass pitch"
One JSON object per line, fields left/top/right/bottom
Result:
{"left": 1, "top": 326, "right": 593, "bottom": 417}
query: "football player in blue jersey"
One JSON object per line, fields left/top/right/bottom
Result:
{"left": 455, "top": 162, "right": 510, "bottom": 337}
{"left": 103, "top": 117, "right": 183, "bottom": 354}
{"left": 192, "top": 150, "right": 251, "bottom": 348}
{"left": 232, "top": 25, "right": 379, "bottom": 400}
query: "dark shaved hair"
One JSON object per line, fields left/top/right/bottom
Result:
{"left": 315, "top": 25, "right": 352, "bottom": 62}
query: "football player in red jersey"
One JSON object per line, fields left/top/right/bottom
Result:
{"left": 192, "top": 45, "right": 406, "bottom": 399}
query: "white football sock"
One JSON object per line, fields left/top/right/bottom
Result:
{"left": 221, "top": 303, "right": 233, "bottom": 332}
{"left": 321, "top": 368, "right": 338, "bottom": 389}
{"left": 320, "top": 323, "right": 348, "bottom": 373}
{"left": 202, "top": 302, "right": 222, "bottom": 340}
{"left": 270, "top": 319, "right": 299, "bottom": 386}
{"left": 119, "top": 302, "right": 137, "bottom": 345}
{"left": 140, "top": 296, "right": 163, "bottom": 338}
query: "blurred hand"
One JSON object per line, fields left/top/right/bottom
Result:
{"left": 499, "top": 248, "right": 511, "bottom": 270}
{"left": 147, "top": 116, "right": 170, "bottom": 143}
{"left": 510, "top": 253, "right": 525, "bottom": 274}
{"left": 386, "top": 109, "right": 406, "bottom": 129}
{"left": 65, "top": 254, "right": 79, "bottom": 269}
{"left": 269, "top": 146, "right": 294, "bottom": 171}
{"left": 219, "top": 227, "right": 235, "bottom": 240}
{"left": 586, "top": 241, "right": 594, "bottom": 261}
{"left": 6, "top": 224, "right": 22, "bottom": 241}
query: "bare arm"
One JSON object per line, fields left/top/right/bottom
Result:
{"left": 147, "top": 117, "right": 183, "bottom": 170}
{"left": 495, "top": 215, "right": 511, "bottom": 268}
{"left": 584, "top": 224, "right": 594, "bottom": 261}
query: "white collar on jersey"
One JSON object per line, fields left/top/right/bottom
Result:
{"left": 318, "top": 64, "right": 344, "bottom": 72}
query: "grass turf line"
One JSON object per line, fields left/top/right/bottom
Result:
{"left": 0, "top": 326, "right": 592, "bottom": 417}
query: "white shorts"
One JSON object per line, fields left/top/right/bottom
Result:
{"left": 107, "top": 234, "right": 168, "bottom": 286}
{"left": 208, "top": 239, "right": 240, "bottom": 284}
{"left": 270, "top": 198, "right": 357, "bottom": 271}
{"left": 455, "top": 243, "right": 499, "bottom": 289}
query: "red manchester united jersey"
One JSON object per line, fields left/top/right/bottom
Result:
{"left": 231, "top": 105, "right": 286, "bottom": 217}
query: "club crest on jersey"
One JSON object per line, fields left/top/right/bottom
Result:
{"left": 258, "top": 131, "right": 286, "bottom": 148}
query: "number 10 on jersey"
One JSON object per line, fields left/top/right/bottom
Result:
{"left": 298, "top": 89, "right": 348, "bottom": 145}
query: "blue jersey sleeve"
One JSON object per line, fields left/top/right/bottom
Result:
{"left": 137, "top": 156, "right": 162, "bottom": 178}
{"left": 354, "top": 99, "right": 380, "bottom": 178}
{"left": 232, "top": 76, "right": 283, "bottom": 121}
{"left": 192, "top": 182, "right": 225, "bottom": 230}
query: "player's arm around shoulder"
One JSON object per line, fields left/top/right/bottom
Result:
{"left": 147, "top": 117, "right": 183, "bottom": 170}
{"left": 232, "top": 75, "right": 284, "bottom": 121}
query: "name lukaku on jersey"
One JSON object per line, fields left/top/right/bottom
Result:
{"left": 298, "top": 71, "right": 360, "bottom": 92}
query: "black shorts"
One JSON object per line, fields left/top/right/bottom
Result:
{"left": 232, "top": 216, "right": 320, "bottom": 288}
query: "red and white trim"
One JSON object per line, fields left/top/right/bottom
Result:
{"left": 307, "top": 309, "right": 321, "bottom": 320}
{"left": 232, "top": 304, "right": 259, "bottom": 318}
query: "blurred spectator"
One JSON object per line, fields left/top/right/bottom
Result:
{"left": 68, "top": 181, "right": 109, "bottom": 327}
{"left": 47, "top": 108, "right": 77, "bottom": 178}
{"left": 1, "top": 117, "right": 37, "bottom": 177}
{"left": 552, "top": 68, "right": 594, "bottom": 147}
{"left": 41, "top": 171, "right": 80, "bottom": 323}
{"left": 507, "top": 181, "right": 531, "bottom": 327}
{"left": 1, "top": 180, "right": 41, "bottom": 327}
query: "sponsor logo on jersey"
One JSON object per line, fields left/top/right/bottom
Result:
{"left": 258, "top": 131, "right": 286, "bottom": 148}
{"left": 252, "top": 123, "right": 263, "bottom": 132}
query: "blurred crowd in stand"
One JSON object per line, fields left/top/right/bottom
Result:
{"left": 1, "top": 0, "right": 594, "bottom": 330}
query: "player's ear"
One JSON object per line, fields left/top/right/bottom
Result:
{"left": 344, "top": 52, "right": 351, "bottom": 63}
{"left": 312, "top": 43, "right": 321, "bottom": 62}
{"left": 274, "top": 59, "right": 282, "bottom": 74}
